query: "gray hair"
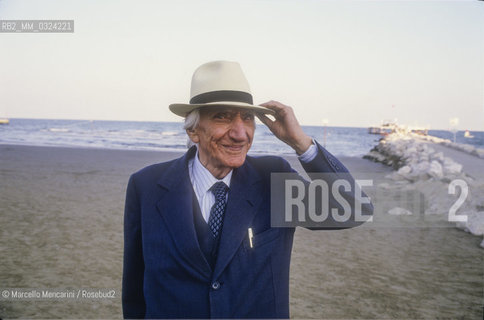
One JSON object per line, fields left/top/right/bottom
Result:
{"left": 183, "top": 109, "right": 200, "bottom": 148}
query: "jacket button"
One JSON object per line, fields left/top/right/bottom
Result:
{"left": 211, "top": 281, "right": 220, "bottom": 290}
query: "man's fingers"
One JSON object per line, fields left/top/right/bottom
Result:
{"left": 259, "top": 100, "right": 287, "bottom": 112}
{"left": 260, "top": 101, "right": 294, "bottom": 121}
{"left": 256, "top": 113, "right": 274, "bottom": 129}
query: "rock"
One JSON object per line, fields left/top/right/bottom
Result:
{"left": 415, "top": 161, "right": 430, "bottom": 172}
{"left": 410, "top": 162, "right": 430, "bottom": 180}
{"left": 428, "top": 160, "right": 443, "bottom": 179}
{"left": 446, "top": 163, "right": 463, "bottom": 175}
{"left": 459, "top": 144, "right": 475, "bottom": 153}
{"left": 368, "top": 132, "right": 484, "bottom": 246}
{"left": 474, "top": 149, "right": 484, "bottom": 159}
{"left": 406, "top": 146, "right": 417, "bottom": 155}
{"left": 417, "top": 143, "right": 427, "bottom": 153}
{"left": 388, "top": 172, "right": 405, "bottom": 181}
{"left": 430, "top": 152, "right": 444, "bottom": 162}
{"left": 377, "top": 183, "right": 391, "bottom": 189}
{"left": 398, "top": 165, "right": 411, "bottom": 175}
{"left": 443, "top": 157, "right": 462, "bottom": 175}
{"left": 363, "top": 151, "right": 386, "bottom": 163}
{"left": 465, "top": 212, "right": 484, "bottom": 236}
{"left": 455, "top": 220, "right": 467, "bottom": 231}
{"left": 388, "top": 207, "right": 413, "bottom": 215}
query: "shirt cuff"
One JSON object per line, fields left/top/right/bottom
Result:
{"left": 298, "top": 139, "right": 317, "bottom": 163}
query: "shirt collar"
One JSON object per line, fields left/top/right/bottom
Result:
{"left": 192, "top": 149, "right": 232, "bottom": 194}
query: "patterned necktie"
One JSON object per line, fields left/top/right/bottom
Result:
{"left": 208, "top": 181, "right": 229, "bottom": 238}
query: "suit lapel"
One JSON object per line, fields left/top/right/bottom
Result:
{"left": 155, "top": 147, "right": 212, "bottom": 279}
{"left": 213, "top": 159, "right": 263, "bottom": 280}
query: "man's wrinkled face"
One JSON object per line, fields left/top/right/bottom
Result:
{"left": 189, "top": 107, "right": 256, "bottom": 172}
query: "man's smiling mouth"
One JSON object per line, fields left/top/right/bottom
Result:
{"left": 222, "top": 144, "right": 245, "bottom": 152}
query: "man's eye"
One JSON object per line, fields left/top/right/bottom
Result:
{"left": 243, "top": 113, "right": 255, "bottom": 121}
{"left": 214, "top": 113, "right": 229, "bottom": 119}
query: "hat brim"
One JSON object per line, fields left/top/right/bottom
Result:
{"left": 169, "top": 101, "right": 275, "bottom": 117}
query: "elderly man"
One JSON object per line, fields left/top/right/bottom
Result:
{"left": 122, "top": 61, "right": 369, "bottom": 319}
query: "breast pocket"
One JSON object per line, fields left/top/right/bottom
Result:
{"left": 243, "top": 227, "right": 281, "bottom": 250}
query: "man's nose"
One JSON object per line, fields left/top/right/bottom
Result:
{"left": 228, "top": 115, "right": 247, "bottom": 141}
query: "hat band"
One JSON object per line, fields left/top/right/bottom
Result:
{"left": 190, "top": 90, "right": 253, "bottom": 105}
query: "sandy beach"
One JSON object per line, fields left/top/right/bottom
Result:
{"left": 0, "top": 144, "right": 482, "bottom": 319}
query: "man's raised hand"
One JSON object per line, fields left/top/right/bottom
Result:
{"left": 257, "top": 100, "right": 313, "bottom": 155}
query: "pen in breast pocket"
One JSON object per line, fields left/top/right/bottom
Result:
{"left": 248, "top": 228, "right": 254, "bottom": 248}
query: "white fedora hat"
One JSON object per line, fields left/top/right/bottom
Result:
{"left": 169, "top": 60, "right": 275, "bottom": 117}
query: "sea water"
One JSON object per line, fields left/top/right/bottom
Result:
{"left": 0, "top": 119, "right": 482, "bottom": 157}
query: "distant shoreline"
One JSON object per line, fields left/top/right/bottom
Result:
{"left": 4, "top": 117, "right": 484, "bottom": 132}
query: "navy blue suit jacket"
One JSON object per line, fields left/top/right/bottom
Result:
{"left": 122, "top": 141, "right": 369, "bottom": 318}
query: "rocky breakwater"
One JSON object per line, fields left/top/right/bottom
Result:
{"left": 364, "top": 132, "right": 484, "bottom": 248}
{"left": 419, "top": 135, "right": 484, "bottom": 159}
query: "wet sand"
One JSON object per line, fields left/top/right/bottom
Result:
{"left": 0, "top": 144, "right": 482, "bottom": 319}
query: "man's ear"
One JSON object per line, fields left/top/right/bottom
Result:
{"left": 186, "top": 128, "right": 200, "bottom": 144}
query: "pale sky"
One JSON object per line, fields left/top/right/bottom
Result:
{"left": 1, "top": 0, "right": 483, "bottom": 130}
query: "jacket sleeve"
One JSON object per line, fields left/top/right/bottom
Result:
{"left": 122, "top": 174, "right": 146, "bottom": 319}
{"left": 299, "top": 140, "right": 374, "bottom": 230}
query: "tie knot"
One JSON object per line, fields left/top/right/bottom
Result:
{"left": 210, "top": 181, "right": 228, "bottom": 201}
